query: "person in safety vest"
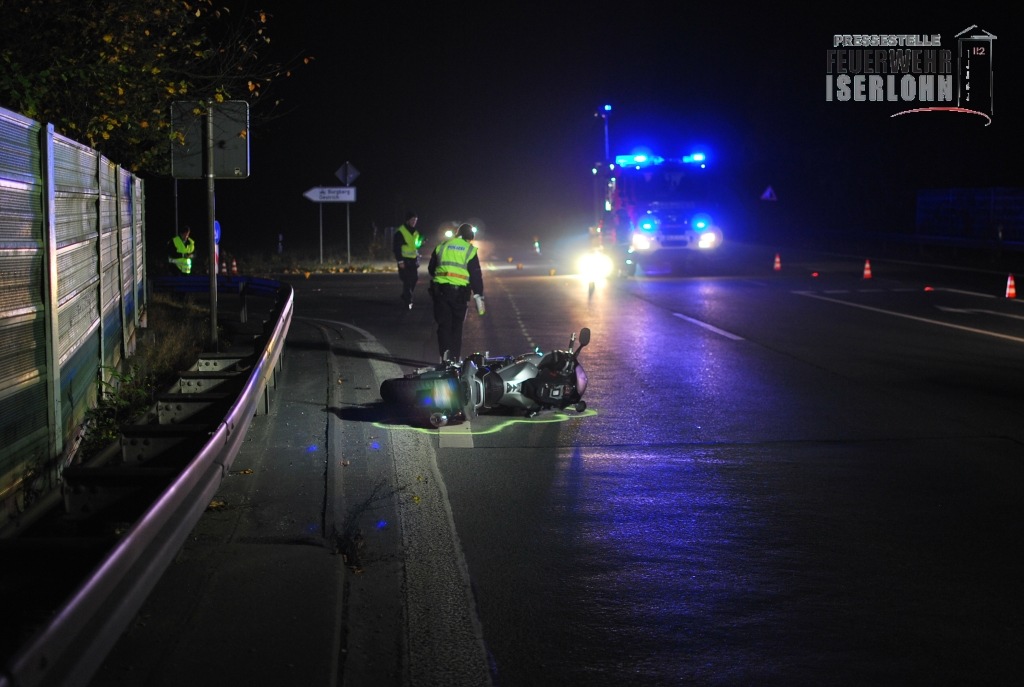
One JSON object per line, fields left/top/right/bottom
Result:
{"left": 167, "top": 225, "right": 195, "bottom": 275}
{"left": 428, "top": 222, "right": 484, "bottom": 362}
{"left": 393, "top": 212, "right": 423, "bottom": 308}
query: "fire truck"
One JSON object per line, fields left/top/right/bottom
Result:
{"left": 592, "top": 150, "right": 725, "bottom": 275}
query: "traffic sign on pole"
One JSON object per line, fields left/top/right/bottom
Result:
{"left": 335, "top": 162, "right": 360, "bottom": 186}
{"left": 303, "top": 186, "right": 356, "bottom": 203}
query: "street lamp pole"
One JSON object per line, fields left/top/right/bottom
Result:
{"left": 596, "top": 104, "right": 612, "bottom": 162}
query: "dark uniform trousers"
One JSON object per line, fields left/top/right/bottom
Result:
{"left": 399, "top": 259, "right": 419, "bottom": 304}
{"left": 431, "top": 283, "right": 470, "bottom": 360}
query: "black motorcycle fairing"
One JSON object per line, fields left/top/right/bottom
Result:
{"left": 537, "top": 350, "right": 574, "bottom": 373}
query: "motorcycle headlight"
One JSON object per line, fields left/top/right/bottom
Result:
{"left": 574, "top": 365, "right": 588, "bottom": 396}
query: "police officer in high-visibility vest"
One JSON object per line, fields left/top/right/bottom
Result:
{"left": 393, "top": 212, "right": 423, "bottom": 308}
{"left": 428, "top": 223, "right": 484, "bottom": 362}
{"left": 167, "top": 225, "right": 195, "bottom": 275}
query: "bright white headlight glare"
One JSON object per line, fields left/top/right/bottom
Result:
{"left": 579, "top": 251, "right": 614, "bottom": 279}
{"left": 631, "top": 233, "right": 653, "bottom": 251}
{"left": 698, "top": 228, "right": 722, "bottom": 249}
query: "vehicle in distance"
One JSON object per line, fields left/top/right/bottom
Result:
{"left": 592, "top": 150, "right": 725, "bottom": 275}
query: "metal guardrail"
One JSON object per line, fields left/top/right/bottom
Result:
{"left": 0, "top": 277, "right": 294, "bottom": 687}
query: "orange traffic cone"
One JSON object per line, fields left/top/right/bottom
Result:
{"left": 773, "top": 253, "right": 781, "bottom": 271}
{"left": 1006, "top": 274, "right": 1016, "bottom": 299}
{"left": 220, "top": 259, "right": 227, "bottom": 275}
{"left": 231, "top": 258, "right": 238, "bottom": 276}
{"left": 862, "top": 259, "right": 872, "bottom": 279}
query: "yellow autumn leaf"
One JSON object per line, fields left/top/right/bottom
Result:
{"left": 103, "top": 34, "right": 114, "bottom": 43}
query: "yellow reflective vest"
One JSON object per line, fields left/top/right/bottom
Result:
{"left": 431, "top": 237, "right": 476, "bottom": 286}
{"left": 397, "top": 224, "right": 423, "bottom": 259}
{"left": 169, "top": 235, "right": 195, "bottom": 274}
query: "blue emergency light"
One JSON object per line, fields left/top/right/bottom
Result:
{"left": 691, "top": 213, "right": 713, "bottom": 231}
{"left": 614, "top": 151, "right": 707, "bottom": 169}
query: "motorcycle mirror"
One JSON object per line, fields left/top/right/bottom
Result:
{"left": 578, "top": 328, "right": 591, "bottom": 347}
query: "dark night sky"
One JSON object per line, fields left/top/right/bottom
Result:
{"left": 150, "top": 2, "right": 1023, "bottom": 258}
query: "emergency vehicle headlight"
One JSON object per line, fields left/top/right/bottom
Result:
{"left": 697, "top": 228, "right": 722, "bottom": 249}
{"left": 631, "top": 233, "right": 653, "bottom": 251}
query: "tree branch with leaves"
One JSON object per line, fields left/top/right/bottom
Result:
{"left": 0, "top": 0, "right": 311, "bottom": 173}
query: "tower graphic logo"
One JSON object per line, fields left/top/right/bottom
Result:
{"left": 825, "top": 25, "right": 996, "bottom": 126}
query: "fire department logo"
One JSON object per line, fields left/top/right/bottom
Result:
{"left": 825, "top": 25, "right": 996, "bottom": 125}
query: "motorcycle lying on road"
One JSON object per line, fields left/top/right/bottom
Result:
{"left": 380, "top": 327, "right": 591, "bottom": 427}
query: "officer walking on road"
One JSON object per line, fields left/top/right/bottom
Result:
{"left": 428, "top": 223, "right": 484, "bottom": 362}
{"left": 393, "top": 212, "right": 423, "bottom": 308}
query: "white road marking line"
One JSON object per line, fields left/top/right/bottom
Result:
{"left": 794, "top": 291, "right": 1024, "bottom": 344}
{"left": 934, "top": 305, "right": 1024, "bottom": 322}
{"left": 671, "top": 313, "right": 745, "bottom": 341}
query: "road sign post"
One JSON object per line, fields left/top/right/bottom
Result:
{"left": 171, "top": 100, "right": 251, "bottom": 350}
{"left": 303, "top": 186, "right": 357, "bottom": 263}
{"left": 336, "top": 162, "right": 359, "bottom": 264}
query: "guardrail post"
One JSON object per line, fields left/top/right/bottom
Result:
{"left": 239, "top": 280, "right": 248, "bottom": 324}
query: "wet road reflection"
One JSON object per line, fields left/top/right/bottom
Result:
{"left": 448, "top": 438, "right": 1022, "bottom": 686}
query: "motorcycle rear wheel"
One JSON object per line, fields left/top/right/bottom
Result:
{"left": 380, "top": 376, "right": 462, "bottom": 413}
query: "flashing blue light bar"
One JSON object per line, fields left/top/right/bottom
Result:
{"left": 615, "top": 154, "right": 665, "bottom": 168}
{"left": 614, "top": 152, "right": 707, "bottom": 168}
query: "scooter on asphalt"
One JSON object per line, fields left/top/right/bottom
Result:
{"left": 380, "top": 327, "right": 591, "bottom": 427}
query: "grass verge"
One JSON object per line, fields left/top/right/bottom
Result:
{"left": 77, "top": 292, "right": 212, "bottom": 462}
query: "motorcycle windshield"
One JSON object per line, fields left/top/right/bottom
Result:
{"left": 574, "top": 365, "right": 588, "bottom": 396}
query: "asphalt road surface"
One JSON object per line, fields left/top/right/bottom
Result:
{"left": 92, "top": 239, "right": 1024, "bottom": 686}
